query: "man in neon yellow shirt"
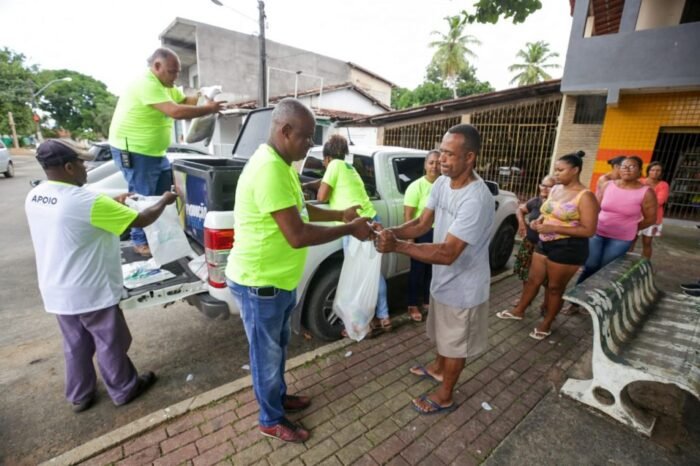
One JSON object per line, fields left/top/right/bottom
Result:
{"left": 25, "top": 139, "right": 177, "bottom": 412}
{"left": 226, "top": 99, "right": 371, "bottom": 443}
{"left": 109, "top": 47, "right": 225, "bottom": 257}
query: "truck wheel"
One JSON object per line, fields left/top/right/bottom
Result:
{"left": 4, "top": 161, "right": 14, "bottom": 178}
{"left": 490, "top": 220, "right": 516, "bottom": 271}
{"left": 304, "top": 264, "right": 344, "bottom": 341}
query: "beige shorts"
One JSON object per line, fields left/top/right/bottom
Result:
{"left": 426, "top": 296, "right": 489, "bottom": 359}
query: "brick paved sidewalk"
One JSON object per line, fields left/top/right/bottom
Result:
{"left": 75, "top": 274, "right": 593, "bottom": 466}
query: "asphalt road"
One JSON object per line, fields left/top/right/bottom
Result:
{"left": 0, "top": 156, "right": 327, "bottom": 465}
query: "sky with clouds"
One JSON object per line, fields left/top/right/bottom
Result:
{"left": 0, "top": 0, "right": 572, "bottom": 96}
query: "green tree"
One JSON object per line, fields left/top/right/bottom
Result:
{"left": 0, "top": 48, "right": 37, "bottom": 137}
{"left": 429, "top": 15, "right": 481, "bottom": 98}
{"left": 463, "top": 0, "right": 542, "bottom": 24}
{"left": 391, "top": 63, "right": 493, "bottom": 109}
{"left": 508, "top": 40, "right": 560, "bottom": 86}
{"left": 36, "top": 69, "right": 117, "bottom": 139}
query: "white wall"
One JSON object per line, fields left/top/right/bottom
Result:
{"left": 636, "top": 0, "right": 685, "bottom": 30}
{"left": 299, "top": 89, "right": 387, "bottom": 115}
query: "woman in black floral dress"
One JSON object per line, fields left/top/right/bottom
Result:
{"left": 513, "top": 176, "right": 556, "bottom": 304}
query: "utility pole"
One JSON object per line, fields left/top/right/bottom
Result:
{"left": 258, "top": 0, "right": 268, "bottom": 107}
{"left": 7, "top": 112, "right": 19, "bottom": 148}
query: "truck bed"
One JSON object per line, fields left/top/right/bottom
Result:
{"left": 119, "top": 241, "right": 207, "bottom": 310}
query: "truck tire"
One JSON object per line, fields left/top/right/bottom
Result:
{"left": 4, "top": 161, "right": 14, "bottom": 178}
{"left": 489, "top": 220, "right": 516, "bottom": 271}
{"left": 304, "top": 264, "right": 344, "bottom": 341}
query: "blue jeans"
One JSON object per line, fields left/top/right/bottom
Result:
{"left": 577, "top": 234, "right": 633, "bottom": 283}
{"left": 227, "top": 280, "right": 295, "bottom": 427}
{"left": 111, "top": 146, "right": 172, "bottom": 246}
{"left": 342, "top": 231, "right": 389, "bottom": 320}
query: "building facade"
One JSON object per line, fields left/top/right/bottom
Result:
{"left": 559, "top": 0, "right": 700, "bottom": 219}
{"left": 158, "top": 18, "right": 394, "bottom": 107}
{"left": 341, "top": 81, "right": 563, "bottom": 201}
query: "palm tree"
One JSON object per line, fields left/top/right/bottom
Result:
{"left": 508, "top": 41, "right": 560, "bottom": 86}
{"left": 429, "top": 15, "right": 481, "bottom": 98}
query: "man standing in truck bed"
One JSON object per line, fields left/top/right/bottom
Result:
{"left": 109, "top": 47, "right": 225, "bottom": 257}
{"left": 226, "top": 99, "right": 371, "bottom": 443}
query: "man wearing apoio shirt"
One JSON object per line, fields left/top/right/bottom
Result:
{"left": 225, "top": 99, "right": 372, "bottom": 443}
{"left": 109, "top": 47, "right": 225, "bottom": 257}
{"left": 25, "top": 139, "right": 177, "bottom": 413}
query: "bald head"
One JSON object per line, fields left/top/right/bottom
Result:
{"left": 269, "top": 99, "right": 316, "bottom": 164}
{"left": 148, "top": 48, "right": 180, "bottom": 87}
{"left": 271, "top": 99, "right": 315, "bottom": 131}
{"left": 147, "top": 47, "right": 178, "bottom": 66}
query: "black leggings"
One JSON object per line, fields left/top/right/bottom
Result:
{"left": 408, "top": 229, "right": 433, "bottom": 306}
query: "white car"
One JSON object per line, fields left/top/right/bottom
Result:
{"left": 0, "top": 141, "right": 15, "bottom": 178}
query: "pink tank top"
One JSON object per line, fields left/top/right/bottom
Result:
{"left": 597, "top": 182, "right": 649, "bottom": 241}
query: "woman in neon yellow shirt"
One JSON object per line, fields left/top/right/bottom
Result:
{"left": 403, "top": 150, "right": 441, "bottom": 322}
{"left": 316, "top": 135, "right": 391, "bottom": 332}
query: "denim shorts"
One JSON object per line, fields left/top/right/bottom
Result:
{"left": 535, "top": 237, "right": 589, "bottom": 266}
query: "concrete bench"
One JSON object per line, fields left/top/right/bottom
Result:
{"left": 560, "top": 254, "right": 699, "bottom": 436}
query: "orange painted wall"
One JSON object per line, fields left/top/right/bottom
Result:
{"left": 591, "top": 92, "right": 700, "bottom": 189}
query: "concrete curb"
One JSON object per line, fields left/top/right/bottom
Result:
{"left": 43, "top": 338, "right": 354, "bottom": 466}
{"left": 43, "top": 271, "right": 514, "bottom": 465}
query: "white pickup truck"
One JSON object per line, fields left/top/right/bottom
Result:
{"left": 86, "top": 108, "right": 519, "bottom": 341}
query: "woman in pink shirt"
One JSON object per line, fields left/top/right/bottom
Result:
{"left": 577, "top": 156, "right": 657, "bottom": 283}
{"left": 634, "top": 162, "right": 670, "bottom": 258}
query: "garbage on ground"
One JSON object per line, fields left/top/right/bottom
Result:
{"left": 241, "top": 364, "right": 250, "bottom": 371}
{"left": 123, "top": 259, "right": 175, "bottom": 289}
{"left": 481, "top": 401, "right": 493, "bottom": 411}
{"left": 344, "top": 351, "right": 353, "bottom": 358}
{"left": 302, "top": 331, "right": 313, "bottom": 340}
{"left": 186, "top": 374, "right": 194, "bottom": 382}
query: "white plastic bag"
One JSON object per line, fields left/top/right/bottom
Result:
{"left": 186, "top": 86, "right": 222, "bottom": 145}
{"left": 332, "top": 237, "right": 382, "bottom": 341}
{"left": 127, "top": 196, "right": 195, "bottom": 267}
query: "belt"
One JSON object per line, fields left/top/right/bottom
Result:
{"left": 250, "top": 286, "right": 278, "bottom": 297}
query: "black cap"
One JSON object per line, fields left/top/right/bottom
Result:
{"left": 36, "top": 139, "right": 92, "bottom": 167}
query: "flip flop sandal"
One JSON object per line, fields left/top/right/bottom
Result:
{"left": 409, "top": 365, "right": 440, "bottom": 383}
{"left": 496, "top": 310, "right": 523, "bottom": 321}
{"left": 412, "top": 395, "right": 457, "bottom": 415}
{"left": 529, "top": 328, "right": 552, "bottom": 341}
{"left": 407, "top": 307, "right": 423, "bottom": 322}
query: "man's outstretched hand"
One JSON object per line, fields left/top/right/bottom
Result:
{"left": 348, "top": 217, "right": 373, "bottom": 241}
{"left": 375, "top": 228, "right": 398, "bottom": 253}
{"left": 342, "top": 205, "right": 361, "bottom": 223}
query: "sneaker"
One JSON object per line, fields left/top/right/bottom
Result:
{"left": 680, "top": 282, "right": 700, "bottom": 291}
{"left": 259, "top": 417, "right": 310, "bottom": 443}
{"left": 283, "top": 394, "right": 311, "bottom": 413}
{"left": 72, "top": 392, "right": 96, "bottom": 413}
{"left": 118, "top": 371, "right": 157, "bottom": 406}
{"left": 133, "top": 244, "right": 151, "bottom": 257}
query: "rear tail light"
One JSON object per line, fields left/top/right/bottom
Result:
{"left": 203, "top": 228, "right": 234, "bottom": 288}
